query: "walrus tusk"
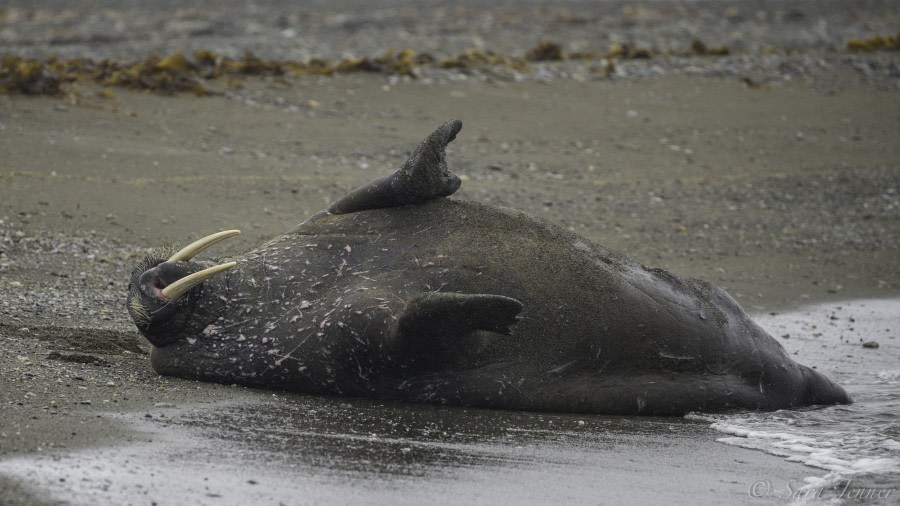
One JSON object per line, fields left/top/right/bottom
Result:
{"left": 162, "top": 261, "right": 237, "bottom": 300}
{"left": 168, "top": 230, "right": 241, "bottom": 262}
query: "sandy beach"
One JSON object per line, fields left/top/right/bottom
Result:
{"left": 1, "top": 1, "right": 898, "bottom": 504}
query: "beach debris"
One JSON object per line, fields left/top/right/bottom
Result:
{"left": 847, "top": 31, "right": 899, "bottom": 52}
{"left": 440, "top": 48, "right": 529, "bottom": 72}
{"left": 0, "top": 56, "right": 67, "bottom": 95}
{"left": 0, "top": 36, "right": 863, "bottom": 97}
{"left": 525, "top": 41, "right": 566, "bottom": 61}
{"left": 685, "top": 39, "right": 730, "bottom": 56}
{"left": 338, "top": 49, "right": 433, "bottom": 76}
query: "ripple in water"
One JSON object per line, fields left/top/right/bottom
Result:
{"left": 690, "top": 299, "right": 900, "bottom": 503}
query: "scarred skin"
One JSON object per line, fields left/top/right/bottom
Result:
{"left": 127, "top": 120, "right": 850, "bottom": 415}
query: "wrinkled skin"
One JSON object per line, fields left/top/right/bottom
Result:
{"left": 127, "top": 120, "right": 850, "bottom": 415}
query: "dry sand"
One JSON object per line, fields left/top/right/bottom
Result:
{"left": 3, "top": 75, "right": 897, "bottom": 307}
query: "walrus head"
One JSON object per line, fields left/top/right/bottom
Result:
{"left": 127, "top": 230, "right": 239, "bottom": 347}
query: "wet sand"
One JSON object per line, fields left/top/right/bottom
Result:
{"left": 0, "top": 395, "right": 846, "bottom": 506}
{"left": 2, "top": 0, "right": 899, "bottom": 504}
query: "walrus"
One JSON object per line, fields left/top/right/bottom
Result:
{"left": 126, "top": 119, "right": 851, "bottom": 415}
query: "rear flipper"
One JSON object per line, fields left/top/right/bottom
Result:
{"left": 325, "top": 119, "right": 463, "bottom": 216}
{"left": 392, "top": 292, "right": 523, "bottom": 371}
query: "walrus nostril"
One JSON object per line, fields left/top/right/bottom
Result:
{"left": 138, "top": 267, "right": 171, "bottom": 300}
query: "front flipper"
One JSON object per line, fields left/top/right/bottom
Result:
{"left": 325, "top": 119, "right": 463, "bottom": 215}
{"left": 392, "top": 292, "right": 523, "bottom": 371}
{"left": 399, "top": 292, "right": 523, "bottom": 337}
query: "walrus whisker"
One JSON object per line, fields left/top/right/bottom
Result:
{"left": 161, "top": 261, "right": 237, "bottom": 300}
{"left": 167, "top": 230, "right": 241, "bottom": 262}
{"left": 129, "top": 297, "right": 150, "bottom": 328}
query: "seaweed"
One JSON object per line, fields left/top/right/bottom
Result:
{"left": 0, "top": 56, "right": 67, "bottom": 95}
{"left": 337, "top": 49, "right": 432, "bottom": 76}
{"left": 0, "top": 38, "right": 829, "bottom": 97}
{"left": 847, "top": 31, "right": 899, "bottom": 52}
{"left": 100, "top": 51, "right": 211, "bottom": 95}
{"left": 525, "top": 41, "right": 566, "bottom": 62}
{"left": 685, "top": 39, "right": 730, "bottom": 57}
{"left": 440, "top": 48, "right": 529, "bottom": 72}
{"left": 607, "top": 43, "right": 653, "bottom": 60}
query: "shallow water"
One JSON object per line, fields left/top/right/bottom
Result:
{"left": 0, "top": 395, "right": 764, "bottom": 505}
{"left": 0, "top": 398, "right": 751, "bottom": 505}
{"left": 692, "top": 299, "right": 900, "bottom": 503}
{"left": 1, "top": 299, "right": 897, "bottom": 505}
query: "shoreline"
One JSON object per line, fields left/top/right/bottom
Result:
{"left": 0, "top": 372, "right": 845, "bottom": 506}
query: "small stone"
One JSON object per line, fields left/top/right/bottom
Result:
{"left": 862, "top": 341, "right": 879, "bottom": 349}
{"left": 80, "top": 400, "right": 92, "bottom": 405}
